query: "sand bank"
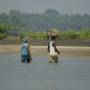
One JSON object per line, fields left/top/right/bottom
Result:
{"left": 0, "top": 45, "right": 90, "bottom": 57}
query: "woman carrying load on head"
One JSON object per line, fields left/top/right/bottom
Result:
{"left": 47, "top": 29, "right": 60, "bottom": 63}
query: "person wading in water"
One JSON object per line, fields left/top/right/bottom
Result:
{"left": 21, "top": 37, "right": 32, "bottom": 63}
{"left": 47, "top": 30, "right": 60, "bottom": 63}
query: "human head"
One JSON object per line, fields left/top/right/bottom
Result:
{"left": 23, "top": 38, "right": 28, "bottom": 43}
{"left": 23, "top": 36, "right": 29, "bottom": 43}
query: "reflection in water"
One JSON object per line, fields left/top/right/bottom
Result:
{"left": 0, "top": 54, "right": 90, "bottom": 90}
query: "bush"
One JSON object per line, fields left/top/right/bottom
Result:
{"left": 0, "top": 24, "right": 10, "bottom": 40}
{"left": 59, "top": 30, "right": 78, "bottom": 40}
{"left": 19, "top": 32, "right": 26, "bottom": 40}
{"left": 19, "top": 29, "right": 90, "bottom": 40}
{"left": 79, "top": 30, "right": 90, "bottom": 39}
{"left": 0, "top": 24, "right": 9, "bottom": 34}
{"left": 20, "top": 32, "right": 47, "bottom": 40}
{"left": 0, "top": 33, "right": 7, "bottom": 40}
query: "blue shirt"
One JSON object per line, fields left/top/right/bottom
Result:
{"left": 21, "top": 43, "right": 29, "bottom": 55}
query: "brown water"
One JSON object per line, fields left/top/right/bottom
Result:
{"left": 0, "top": 54, "right": 90, "bottom": 90}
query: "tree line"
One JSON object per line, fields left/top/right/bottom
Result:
{"left": 20, "top": 29, "right": 90, "bottom": 40}
{"left": 0, "top": 9, "right": 90, "bottom": 32}
{"left": 0, "top": 9, "right": 90, "bottom": 40}
{"left": 0, "top": 24, "right": 90, "bottom": 40}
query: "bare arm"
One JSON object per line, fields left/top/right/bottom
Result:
{"left": 28, "top": 45, "right": 32, "bottom": 60}
{"left": 47, "top": 42, "right": 50, "bottom": 52}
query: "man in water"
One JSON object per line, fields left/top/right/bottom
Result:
{"left": 21, "top": 38, "right": 32, "bottom": 63}
{"left": 48, "top": 37, "right": 60, "bottom": 63}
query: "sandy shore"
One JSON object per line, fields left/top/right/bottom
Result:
{"left": 0, "top": 45, "right": 90, "bottom": 57}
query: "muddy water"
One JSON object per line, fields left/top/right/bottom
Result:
{"left": 0, "top": 54, "right": 90, "bottom": 90}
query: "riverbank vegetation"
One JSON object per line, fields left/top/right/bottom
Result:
{"left": 19, "top": 29, "right": 90, "bottom": 40}
{"left": 0, "top": 9, "right": 90, "bottom": 41}
{"left": 0, "top": 24, "right": 90, "bottom": 40}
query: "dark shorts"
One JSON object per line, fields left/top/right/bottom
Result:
{"left": 49, "top": 55, "right": 58, "bottom": 63}
{"left": 52, "top": 56, "right": 58, "bottom": 63}
{"left": 21, "top": 55, "right": 30, "bottom": 63}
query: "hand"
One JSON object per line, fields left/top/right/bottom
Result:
{"left": 58, "top": 51, "right": 60, "bottom": 54}
{"left": 30, "top": 57, "right": 32, "bottom": 61}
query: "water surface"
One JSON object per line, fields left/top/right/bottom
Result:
{"left": 0, "top": 54, "right": 90, "bottom": 90}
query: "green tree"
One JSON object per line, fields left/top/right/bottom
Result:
{"left": 0, "top": 24, "right": 9, "bottom": 39}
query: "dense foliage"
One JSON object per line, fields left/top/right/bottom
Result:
{"left": 20, "top": 29, "right": 90, "bottom": 40}
{"left": 0, "top": 9, "right": 90, "bottom": 40}
{"left": 0, "top": 9, "right": 90, "bottom": 32}
{"left": 0, "top": 24, "right": 90, "bottom": 40}
{"left": 0, "top": 24, "right": 10, "bottom": 39}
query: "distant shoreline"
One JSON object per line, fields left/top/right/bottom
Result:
{"left": 0, "top": 39, "right": 90, "bottom": 46}
{"left": 0, "top": 45, "right": 90, "bottom": 57}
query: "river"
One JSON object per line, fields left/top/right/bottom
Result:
{"left": 0, "top": 53, "right": 90, "bottom": 90}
